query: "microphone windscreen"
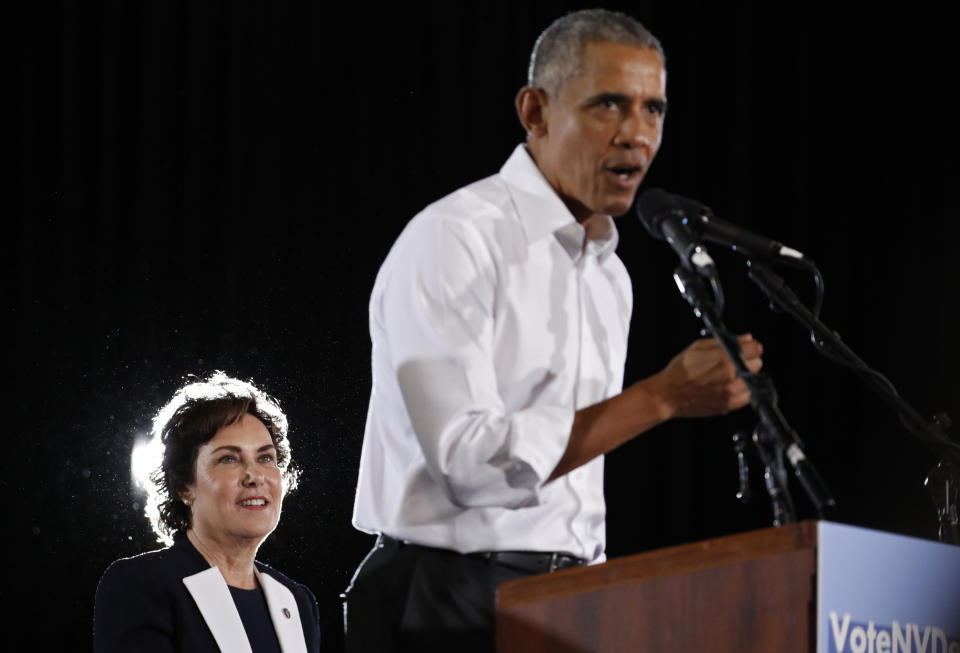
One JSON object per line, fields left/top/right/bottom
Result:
{"left": 635, "top": 188, "right": 684, "bottom": 240}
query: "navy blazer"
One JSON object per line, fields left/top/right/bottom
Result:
{"left": 94, "top": 536, "right": 320, "bottom": 652}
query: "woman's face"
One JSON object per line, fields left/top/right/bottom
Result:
{"left": 185, "top": 414, "right": 283, "bottom": 544}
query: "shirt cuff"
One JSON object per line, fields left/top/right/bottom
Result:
{"left": 508, "top": 404, "right": 575, "bottom": 488}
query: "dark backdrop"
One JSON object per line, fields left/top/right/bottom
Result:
{"left": 9, "top": 2, "right": 959, "bottom": 651}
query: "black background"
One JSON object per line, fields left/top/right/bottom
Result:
{"left": 8, "top": 1, "right": 959, "bottom": 650}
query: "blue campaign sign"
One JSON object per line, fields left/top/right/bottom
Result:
{"left": 818, "top": 522, "right": 960, "bottom": 653}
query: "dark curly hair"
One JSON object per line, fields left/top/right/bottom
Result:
{"left": 145, "top": 372, "right": 299, "bottom": 544}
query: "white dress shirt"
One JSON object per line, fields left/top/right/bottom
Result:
{"left": 352, "top": 145, "right": 632, "bottom": 562}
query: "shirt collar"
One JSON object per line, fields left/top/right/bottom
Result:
{"left": 499, "top": 144, "right": 620, "bottom": 263}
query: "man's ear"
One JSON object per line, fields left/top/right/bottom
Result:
{"left": 515, "top": 86, "right": 549, "bottom": 138}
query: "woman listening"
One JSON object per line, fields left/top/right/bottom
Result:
{"left": 94, "top": 373, "right": 320, "bottom": 652}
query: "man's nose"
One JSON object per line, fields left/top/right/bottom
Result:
{"left": 615, "top": 109, "right": 660, "bottom": 149}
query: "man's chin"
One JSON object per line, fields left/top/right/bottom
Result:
{"left": 576, "top": 191, "right": 639, "bottom": 220}
{"left": 603, "top": 198, "right": 637, "bottom": 218}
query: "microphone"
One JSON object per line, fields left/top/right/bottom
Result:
{"left": 635, "top": 188, "right": 717, "bottom": 273}
{"left": 640, "top": 189, "right": 806, "bottom": 261}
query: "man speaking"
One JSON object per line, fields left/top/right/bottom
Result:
{"left": 343, "top": 9, "right": 763, "bottom": 652}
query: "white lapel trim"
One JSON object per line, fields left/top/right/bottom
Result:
{"left": 256, "top": 567, "right": 309, "bottom": 653}
{"left": 182, "top": 567, "right": 253, "bottom": 653}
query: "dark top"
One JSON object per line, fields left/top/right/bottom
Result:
{"left": 94, "top": 536, "right": 320, "bottom": 652}
{"left": 229, "top": 586, "right": 282, "bottom": 653}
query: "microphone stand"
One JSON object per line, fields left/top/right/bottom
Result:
{"left": 673, "top": 263, "right": 837, "bottom": 524}
{"left": 747, "top": 259, "right": 960, "bottom": 543}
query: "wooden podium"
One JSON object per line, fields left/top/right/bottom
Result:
{"left": 496, "top": 521, "right": 818, "bottom": 653}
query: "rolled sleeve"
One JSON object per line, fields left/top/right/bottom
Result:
{"left": 380, "top": 213, "right": 571, "bottom": 508}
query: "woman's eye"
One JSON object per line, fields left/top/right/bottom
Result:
{"left": 259, "top": 454, "right": 275, "bottom": 463}
{"left": 218, "top": 455, "right": 237, "bottom": 463}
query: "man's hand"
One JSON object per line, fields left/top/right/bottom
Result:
{"left": 649, "top": 334, "right": 763, "bottom": 419}
{"left": 549, "top": 334, "right": 763, "bottom": 481}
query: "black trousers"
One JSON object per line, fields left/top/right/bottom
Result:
{"left": 342, "top": 537, "right": 531, "bottom": 653}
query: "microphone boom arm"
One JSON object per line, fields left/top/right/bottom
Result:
{"left": 746, "top": 259, "right": 960, "bottom": 542}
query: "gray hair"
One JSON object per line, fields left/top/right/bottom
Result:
{"left": 528, "top": 9, "right": 665, "bottom": 94}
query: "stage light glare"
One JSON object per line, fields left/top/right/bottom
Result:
{"left": 130, "top": 435, "right": 162, "bottom": 492}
